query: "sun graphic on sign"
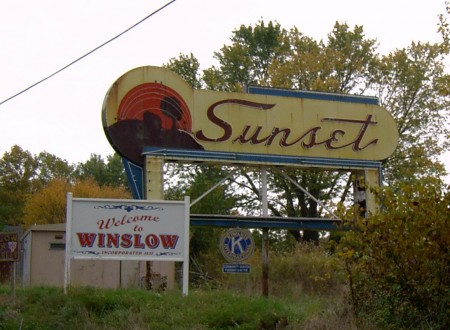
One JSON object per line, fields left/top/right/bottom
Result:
{"left": 103, "top": 82, "right": 203, "bottom": 166}
{"left": 117, "top": 83, "right": 192, "bottom": 131}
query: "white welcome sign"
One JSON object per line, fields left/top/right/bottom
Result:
{"left": 64, "top": 193, "right": 190, "bottom": 295}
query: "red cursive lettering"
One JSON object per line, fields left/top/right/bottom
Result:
{"left": 194, "top": 98, "right": 378, "bottom": 153}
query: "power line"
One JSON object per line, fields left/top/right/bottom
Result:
{"left": 0, "top": 0, "right": 177, "bottom": 107}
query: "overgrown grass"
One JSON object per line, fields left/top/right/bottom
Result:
{"left": 0, "top": 286, "right": 350, "bottom": 329}
{"left": 0, "top": 243, "right": 371, "bottom": 329}
{"left": 223, "top": 243, "right": 346, "bottom": 297}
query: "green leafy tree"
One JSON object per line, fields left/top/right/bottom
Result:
{"left": 0, "top": 146, "right": 78, "bottom": 227}
{"left": 104, "top": 153, "right": 129, "bottom": 188}
{"left": 0, "top": 145, "right": 36, "bottom": 226}
{"left": 75, "top": 153, "right": 128, "bottom": 188}
{"left": 337, "top": 182, "right": 450, "bottom": 329}
{"left": 0, "top": 146, "right": 130, "bottom": 227}
{"left": 164, "top": 53, "right": 202, "bottom": 89}
{"left": 34, "top": 151, "right": 75, "bottom": 188}
{"left": 372, "top": 41, "right": 450, "bottom": 183}
{"left": 0, "top": 145, "right": 36, "bottom": 192}
{"left": 334, "top": 7, "right": 450, "bottom": 327}
{"left": 206, "top": 20, "right": 289, "bottom": 92}
{"left": 270, "top": 23, "right": 378, "bottom": 93}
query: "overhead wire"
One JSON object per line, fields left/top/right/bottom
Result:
{"left": 0, "top": 0, "right": 177, "bottom": 107}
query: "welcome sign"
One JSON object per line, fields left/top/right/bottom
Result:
{"left": 64, "top": 194, "right": 190, "bottom": 295}
{"left": 102, "top": 66, "right": 399, "bottom": 168}
{"left": 66, "top": 195, "right": 189, "bottom": 261}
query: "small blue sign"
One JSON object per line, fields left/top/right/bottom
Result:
{"left": 223, "top": 263, "right": 251, "bottom": 273}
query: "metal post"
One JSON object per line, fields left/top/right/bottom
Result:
{"left": 261, "top": 166, "right": 269, "bottom": 297}
{"left": 354, "top": 169, "right": 380, "bottom": 218}
{"left": 364, "top": 169, "right": 380, "bottom": 215}
{"left": 64, "top": 192, "right": 73, "bottom": 295}
{"left": 146, "top": 157, "right": 164, "bottom": 199}
{"left": 10, "top": 262, "right": 15, "bottom": 303}
{"left": 145, "top": 156, "right": 175, "bottom": 290}
{"left": 145, "top": 156, "right": 163, "bottom": 289}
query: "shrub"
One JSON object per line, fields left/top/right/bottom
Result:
{"left": 337, "top": 182, "right": 450, "bottom": 329}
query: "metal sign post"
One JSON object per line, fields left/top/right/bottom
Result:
{"left": 261, "top": 166, "right": 269, "bottom": 297}
{"left": 0, "top": 232, "right": 19, "bottom": 302}
{"left": 10, "top": 261, "right": 15, "bottom": 303}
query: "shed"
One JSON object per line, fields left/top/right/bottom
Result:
{"left": 20, "top": 223, "right": 150, "bottom": 288}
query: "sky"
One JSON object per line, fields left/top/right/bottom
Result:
{"left": 0, "top": 0, "right": 448, "bottom": 170}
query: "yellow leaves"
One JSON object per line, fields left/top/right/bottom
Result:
{"left": 336, "top": 181, "right": 450, "bottom": 327}
{"left": 336, "top": 246, "right": 356, "bottom": 260}
{"left": 23, "top": 178, "right": 68, "bottom": 227}
{"left": 22, "top": 178, "right": 131, "bottom": 229}
{"left": 70, "top": 178, "right": 131, "bottom": 199}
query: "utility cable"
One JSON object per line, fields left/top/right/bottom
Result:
{"left": 0, "top": 0, "right": 176, "bottom": 107}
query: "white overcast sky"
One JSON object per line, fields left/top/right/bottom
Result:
{"left": 0, "top": 0, "right": 448, "bottom": 171}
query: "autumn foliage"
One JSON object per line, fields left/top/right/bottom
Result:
{"left": 337, "top": 182, "right": 450, "bottom": 329}
{"left": 22, "top": 178, "right": 131, "bottom": 228}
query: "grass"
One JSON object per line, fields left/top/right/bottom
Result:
{"left": 0, "top": 243, "right": 372, "bottom": 329}
{"left": 0, "top": 286, "right": 350, "bottom": 329}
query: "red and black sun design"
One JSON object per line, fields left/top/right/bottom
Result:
{"left": 104, "top": 82, "right": 203, "bottom": 166}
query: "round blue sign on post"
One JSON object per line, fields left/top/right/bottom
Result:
{"left": 219, "top": 228, "right": 254, "bottom": 263}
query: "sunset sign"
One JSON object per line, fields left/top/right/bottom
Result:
{"left": 102, "top": 66, "right": 398, "bottom": 167}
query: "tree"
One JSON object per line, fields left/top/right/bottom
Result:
{"left": 164, "top": 53, "right": 202, "bottom": 89}
{"left": 75, "top": 153, "right": 128, "bottom": 188}
{"left": 337, "top": 182, "right": 450, "bottom": 329}
{"left": 104, "top": 153, "right": 129, "bottom": 188}
{"left": 372, "top": 41, "right": 450, "bottom": 183}
{"left": 270, "top": 22, "right": 378, "bottom": 93}
{"left": 0, "top": 145, "right": 80, "bottom": 227}
{"left": 22, "top": 178, "right": 68, "bottom": 227}
{"left": 22, "top": 178, "right": 131, "bottom": 228}
{"left": 205, "top": 20, "right": 289, "bottom": 92}
{"left": 0, "top": 145, "right": 36, "bottom": 192}
{"left": 0, "top": 145, "right": 36, "bottom": 226}
{"left": 0, "top": 146, "right": 130, "bottom": 228}
{"left": 34, "top": 151, "right": 75, "bottom": 188}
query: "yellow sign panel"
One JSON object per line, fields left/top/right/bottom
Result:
{"left": 102, "top": 66, "right": 398, "bottom": 167}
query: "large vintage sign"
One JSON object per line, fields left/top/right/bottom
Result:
{"left": 102, "top": 66, "right": 399, "bottom": 168}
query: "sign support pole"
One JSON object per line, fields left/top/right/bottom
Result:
{"left": 0, "top": 232, "right": 19, "bottom": 300}
{"left": 365, "top": 169, "right": 380, "bottom": 215}
{"left": 261, "top": 166, "right": 269, "bottom": 297}
{"left": 64, "top": 192, "right": 73, "bottom": 294}
{"left": 10, "top": 261, "right": 15, "bottom": 303}
{"left": 145, "top": 157, "right": 164, "bottom": 199}
{"left": 145, "top": 156, "right": 176, "bottom": 291}
{"left": 145, "top": 156, "right": 163, "bottom": 290}
{"left": 354, "top": 169, "right": 380, "bottom": 219}
{"left": 182, "top": 196, "right": 190, "bottom": 296}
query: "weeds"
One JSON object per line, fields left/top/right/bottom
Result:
{"left": 0, "top": 243, "right": 364, "bottom": 329}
